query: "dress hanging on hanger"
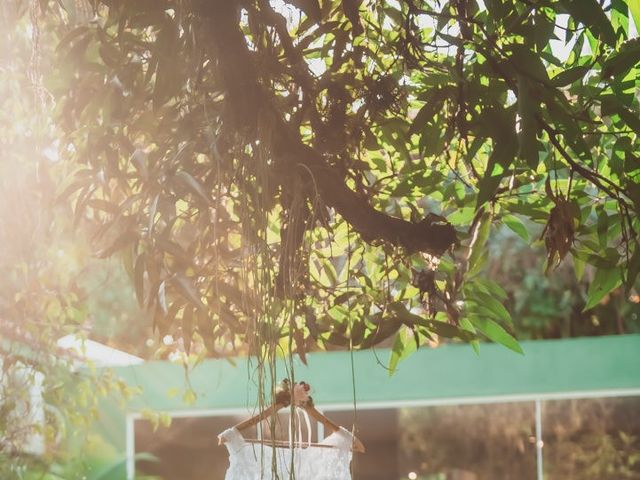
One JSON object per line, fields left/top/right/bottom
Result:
{"left": 218, "top": 381, "right": 364, "bottom": 480}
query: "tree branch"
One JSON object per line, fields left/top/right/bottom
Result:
{"left": 195, "top": 0, "right": 457, "bottom": 256}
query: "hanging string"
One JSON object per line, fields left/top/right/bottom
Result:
{"left": 346, "top": 223, "right": 358, "bottom": 478}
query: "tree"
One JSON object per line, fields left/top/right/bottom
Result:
{"left": 484, "top": 226, "right": 640, "bottom": 339}
{"left": 35, "top": 0, "right": 640, "bottom": 362}
{"left": 400, "top": 397, "right": 640, "bottom": 479}
{"left": 0, "top": 6, "right": 137, "bottom": 477}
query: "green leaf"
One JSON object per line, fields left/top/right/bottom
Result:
{"left": 544, "top": 94, "right": 591, "bottom": 160}
{"left": 534, "top": 10, "right": 557, "bottom": 53}
{"left": 153, "top": 15, "right": 183, "bottom": 111}
{"left": 388, "top": 303, "right": 472, "bottom": 340}
{"left": 471, "top": 291, "right": 513, "bottom": 327}
{"left": 584, "top": 267, "right": 623, "bottom": 311}
{"left": 611, "top": 0, "right": 629, "bottom": 35}
{"left": 156, "top": 238, "right": 192, "bottom": 265}
{"left": 596, "top": 208, "right": 609, "bottom": 248}
{"left": 388, "top": 302, "right": 424, "bottom": 326}
{"left": 157, "top": 280, "right": 168, "bottom": 315}
{"left": 630, "top": 0, "right": 640, "bottom": 32}
{"left": 459, "top": 318, "right": 480, "bottom": 354}
{"left": 319, "top": 257, "right": 338, "bottom": 285}
{"left": 476, "top": 174, "right": 502, "bottom": 209}
{"left": 334, "top": 291, "right": 358, "bottom": 305}
{"left": 360, "top": 315, "right": 402, "bottom": 348}
{"left": 602, "top": 38, "right": 640, "bottom": 78}
{"left": 510, "top": 45, "right": 550, "bottom": 84}
{"left": 551, "top": 65, "right": 590, "bottom": 87}
{"left": 388, "top": 327, "right": 417, "bottom": 376}
{"left": 447, "top": 207, "right": 475, "bottom": 226}
{"left": 474, "top": 278, "right": 508, "bottom": 301}
{"left": 152, "top": 17, "right": 181, "bottom": 109}
{"left": 503, "top": 214, "right": 529, "bottom": 242}
{"left": 601, "top": 95, "right": 640, "bottom": 132}
{"left": 55, "top": 25, "right": 90, "bottom": 53}
{"left": 559, "top": 0, "right": 617, "bottom": 47}
{"left": 172, "top": 274, "right": 206, "bottom": 310}
{"left": 471, "top": 317, "right": 524, "bottom": 354}
{"left": 426, "top": 320, "right": 471, "bottom": 339}
{"left": 573, "top": 253, "right": 586, "bottom": 282}
{"left": 176, "top": 171, "right": 212, "bottom": 205}
{"left": 94, "top": 230, "right": 136, "bottom": 259}
{"left": 467, "top": 212, "right": 491, "bottom": 275}
{"left": 476, "top": 141, "right": 516, "bottom": 208}
{"left": 148, "top": 194, "right": 159, "bottom": 236}
{"left": 410, "top": 88, "right": 449, "bottom": 136}
{"left": 625, "top": 242, "right": 640, "bottom": 292}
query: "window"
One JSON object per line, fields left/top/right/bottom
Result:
{"left": 542, "top": 396, "right": 640, "bottom": 479}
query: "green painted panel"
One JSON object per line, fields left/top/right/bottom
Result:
{"left": 93, "top": 335, "right": 640, "bottom": 455}
{"left": 111, "top": 335, "right": 640, "bottom": 412}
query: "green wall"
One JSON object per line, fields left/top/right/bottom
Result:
{"left": 94, "top": 335, "right": 640, "bottom": 456}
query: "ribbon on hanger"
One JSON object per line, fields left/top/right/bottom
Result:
{"left": 289, "top": 382, "right": 312, "bottom": 448}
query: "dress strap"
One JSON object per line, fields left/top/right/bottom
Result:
{"left": 300, "top": 406, "right": 312, "bottom": 447}
{"left": 288, "top": 406, "right": 312, "bottom": 448}
{"left": 218, "top": 427, "right": 245, "bottom": 452}
{"left": 322, "top": 426, "right": 354, "bottom": 451}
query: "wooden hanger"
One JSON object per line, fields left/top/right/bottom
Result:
{"left": 219, "top": 382, "right": 365, "bottom": 453}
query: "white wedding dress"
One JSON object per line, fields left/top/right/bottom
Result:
{"left": 218, "top": 425, "right": 354, "bottom": 479}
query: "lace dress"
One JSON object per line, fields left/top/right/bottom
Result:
{"left": 218, "top": 426, "right": 354, "bottom": 480}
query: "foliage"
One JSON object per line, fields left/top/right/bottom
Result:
{"left": 400, "top": 397, "right": 640, "bottom": 479}
{"left": 401, "top": 402, "right": 537, "bottom": 478}
{"left": 7, "top": 450, "right": 160, "bottom": 480}
{"left": 21, "top": 0, "right": 640, "bottom": 365}
{"left": 543, "top": 397, "right": 640, "bottom": 479}
{"left": 486, "top": 226, "right": 640, "bottom": 339}
{"left": 0, "top": 6, "right": 139, "bottom": 478}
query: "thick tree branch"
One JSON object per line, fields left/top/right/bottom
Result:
{"left": 195, "top": 0, "right": 457, "bottom": 256}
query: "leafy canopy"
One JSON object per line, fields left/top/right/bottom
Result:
{"left": 0, "top": 8, "right": 140, "bottom": 474}
{"left": 47, "top": 0, "right": 640, "bottom": 362}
